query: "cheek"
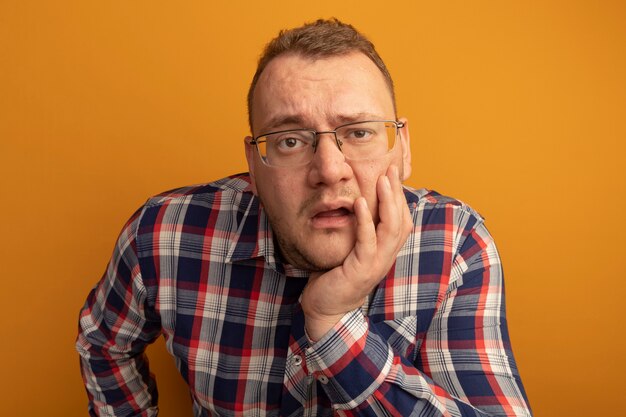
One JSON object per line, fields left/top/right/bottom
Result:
{"left": 256, "top": 173, "right": 305, "bottom": 219}
{"left": 350, "top": 159, "right": 391, "bottom": 221}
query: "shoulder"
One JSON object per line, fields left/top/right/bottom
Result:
{"left": 401, "top": 187, "right": 497, "bottom": 280}
{"left": 403, "top": 186, "right": 485, "bottom": 232}
{"left": 136, "top": 173, "right": 256, "bottom": 228}
{"left": 145, "top": 173, "right": 253, "bottom": 207}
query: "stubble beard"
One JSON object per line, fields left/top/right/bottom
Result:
{"left": 261, "top": 187, "right": 359, "bottom": 272}
{"left": 274, "top": 228, "right": 336, "bottom": 272}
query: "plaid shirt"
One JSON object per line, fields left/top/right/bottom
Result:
{"left": 77, "top": 173, "right": 531, "bottom": 417}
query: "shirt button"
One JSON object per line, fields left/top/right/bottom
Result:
{"left": 292, "top": 355, "right": 303, "bottom": 367}
{"left": 318, "top": 375, "right": 329, "bottom": 384}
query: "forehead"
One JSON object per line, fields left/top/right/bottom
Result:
{"left": 251, "top": 52, "right": 395, "bottom": 132}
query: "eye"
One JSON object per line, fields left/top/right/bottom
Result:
{"left": 343, "top": 128, "right": 375, "bottom": 141}
{"left": 278, "top": 136, "right": 305, "bottom": 149}
{"left": 268, "top": 131, "right": 312, "bottom": 153}
{"left": 350, "top": 129, "right": 372, "bottom": 139}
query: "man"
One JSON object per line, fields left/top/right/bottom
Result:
{"left": 77, "top": 19, "right": 532, "bottom": 417}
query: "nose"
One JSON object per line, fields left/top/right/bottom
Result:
{"left": 308, "top": 133, "right": 352, "bottom": 186}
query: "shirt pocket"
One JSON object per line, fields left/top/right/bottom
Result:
{"left": 373, "top": 315, "right": 419, "bottom": 363}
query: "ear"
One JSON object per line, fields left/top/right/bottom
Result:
{"left": 398, "top": 117, "right": 412, "bottom": 181}
{"left": 244, "top": 136, "right": 258, "bottom": 195}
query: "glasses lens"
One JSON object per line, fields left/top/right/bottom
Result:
{"left": 256, "top": 130, "right": 315, "bottom": 167}
{"left": 255, "top": 122, "right": 398, "bottom": 167}
{"left": 336, "top": 121, "right": 397, "bottom": 160}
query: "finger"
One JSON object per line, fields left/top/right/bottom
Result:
{"left": 385, "top": 164, "right": 412, "bottom": 235}
{"left": 387, "top": 165, "right": 402, "bottom": 195}
{"left": 376, "top": 166, "right": 413, "bottom": 262}
{"left": 352, "top": 197, "right": 377, "bottom": 261}
{"left": 386, "top": 165, "right": 407, "bottom": 214}
{"left": 376, "top": 169, "right": 400, "bottom": 238}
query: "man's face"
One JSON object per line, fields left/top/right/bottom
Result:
{"left": 245, "top": 52, "right": 411, "bottom": 271}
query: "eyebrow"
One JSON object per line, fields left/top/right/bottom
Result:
{"left": 262, "top": 115, "right": 308, "bottom": 133}
{"left": 261, "top": 112, "right": 389, "bottom": 134}
{"left": 333, "top": 112, "right": 388, "bottom": 125}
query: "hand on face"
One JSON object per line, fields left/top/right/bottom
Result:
{"left": 300, "top": 164, "right": 413, "bottom": 341}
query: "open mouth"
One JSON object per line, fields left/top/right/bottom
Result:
{"left": 314, "top": 208, "right": 351, "bottom": 218}
{"left": 311, "top": 207, "right": 354, "bottom": 228}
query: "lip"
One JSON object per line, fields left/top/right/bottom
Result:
{"left": 309, "top": 201, "right": 355, "bottom": 229}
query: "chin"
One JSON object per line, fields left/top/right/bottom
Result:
{"left": 272, "top": 219, "right": 356, "bottom": 271}
{"left": 297, "top": 235, "right": 354, "bottom": 271}
{"left": 305, "top": 254, "right": 347, "bottom": 271}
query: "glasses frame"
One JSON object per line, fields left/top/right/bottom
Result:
{"left": 249, "top": 120, "right": 405, "bottom": 167}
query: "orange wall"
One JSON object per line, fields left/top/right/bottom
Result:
{"left": 1, "top": 1, "right": 624, "bottom": 416}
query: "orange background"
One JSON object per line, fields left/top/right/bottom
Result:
{"left": 1, "top": 1, "right": 624, "bottom": 416}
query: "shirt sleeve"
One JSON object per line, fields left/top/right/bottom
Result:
{"left": 304, "top": 220, "right": 532, "bottom": 417}
{"left": 76, "top": 208, "right": 162, "bottom": 417}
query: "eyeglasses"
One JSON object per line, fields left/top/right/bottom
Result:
{"left": 249, "top": 120, "right": 404, "bottom": 167}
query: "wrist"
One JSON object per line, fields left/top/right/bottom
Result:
{"left": 304, "top": 312, "right": 345, "bottom": 342}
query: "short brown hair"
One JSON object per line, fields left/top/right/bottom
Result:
{"left": 247, "top": 18, "right": 396, "bottom": 132}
